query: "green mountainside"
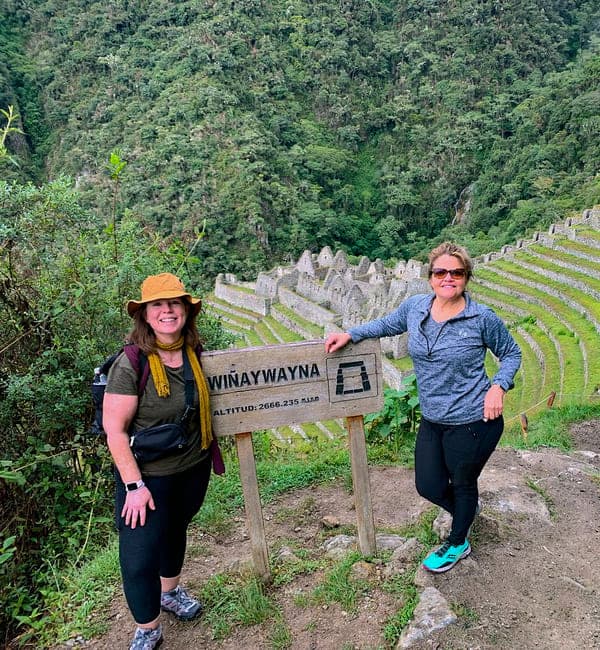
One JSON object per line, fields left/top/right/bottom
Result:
{"left": 1, "top": 0, "right": 599, "bottom": 285}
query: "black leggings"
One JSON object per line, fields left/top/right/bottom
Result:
{"left": 415, "top": 417, "right": 503, "bottom": 545}
{"left": 115, "top": 456, "right": 211, "bottom": 624}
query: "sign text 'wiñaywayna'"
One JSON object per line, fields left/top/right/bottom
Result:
{"left": 201, "top": 339, "right": 383, "bottom": 436}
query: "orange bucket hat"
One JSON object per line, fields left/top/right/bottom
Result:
{"left": 126, "top": 273, "right": 201, "bottom": 317}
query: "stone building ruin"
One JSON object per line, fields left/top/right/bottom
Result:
{"left": 216, "top": 250, "right": 431, "bottom": 361}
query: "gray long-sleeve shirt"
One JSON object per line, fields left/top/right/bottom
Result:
{"left": 348, "top": 292, "right": 521, "bottom": 425}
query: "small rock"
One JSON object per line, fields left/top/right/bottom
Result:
{"left": 322, "top": 515, "right": 341, "bottom": 528}
{"left": 350, "top": 560, "right": 379, "bottom": 584}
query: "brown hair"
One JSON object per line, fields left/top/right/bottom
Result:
{"left": 428, "top": 242, "right": 473, "bottom": 280}
{"left": 126, "top": 302, "right": 202, "bottom": 354}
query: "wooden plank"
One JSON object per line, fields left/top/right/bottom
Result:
{"left": 202, "top": 339, "right": 383, "bottom": 436}
{"left": 346, "top": 415, "right": 376, "bottom": 556}
{"left": 235, "top": 432, "right": 271, "bottom": 581}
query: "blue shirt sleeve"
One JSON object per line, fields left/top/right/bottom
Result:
{"left": 481, "top": 309, "right": 522, "bottom": 391}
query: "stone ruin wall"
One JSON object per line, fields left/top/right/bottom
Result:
{"left": 216, "top": 247, "right": 431, "bottom": 361}
{"left": 214, "top": 207, "right": 600, "bottom": 363}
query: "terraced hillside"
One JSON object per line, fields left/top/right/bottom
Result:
{"left": 206, "top": 208, "right": 600, "bottom": 440}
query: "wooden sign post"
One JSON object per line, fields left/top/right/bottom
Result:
{"left": 201, "top": 339, "right": 384, "bottom": 580}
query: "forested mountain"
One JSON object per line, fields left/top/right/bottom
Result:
{"left": 1, "top": 0, "right": 599, "bottom": 284}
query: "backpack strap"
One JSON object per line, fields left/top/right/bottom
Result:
{"left": 122, "top": 344, "right": 150, "bottom": 396}
{"left": 193, "top": 342, "right": 225, "bottom": 475}
{"left": 122, "top": 343, "right": 199, "bottom": 396}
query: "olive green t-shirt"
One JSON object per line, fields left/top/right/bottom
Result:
{"left": 106, "top": 351, "right": 208, "bottom": 476}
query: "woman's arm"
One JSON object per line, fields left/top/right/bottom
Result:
{"left": 103, "top": 392, "right": 155, "bottom": 528}
{"left": 481, "top": 310, "right": 522, "bottom": 421}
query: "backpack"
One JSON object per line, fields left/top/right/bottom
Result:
{"left": 91, "top": 344, "right": 149, "bottom": 436}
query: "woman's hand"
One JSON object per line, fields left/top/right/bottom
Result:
{"left": 121, "top": 486, "right": 156, "bottom": 528}
{"left": 324, "top": 332, "right": 352, "bottom": 353}
{"left": 483, "top": 384, "right": 505, "bottom": 421}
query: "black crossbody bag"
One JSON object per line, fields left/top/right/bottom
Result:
{"left": 129, "top": 348, "right": 197, "bottom": 463}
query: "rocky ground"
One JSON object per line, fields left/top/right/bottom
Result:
{"left": 74, "top": 419, "right": 600, "bottom": 650}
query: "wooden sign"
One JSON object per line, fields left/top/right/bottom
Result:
{"left": 201, "top": 338, "right": 383, "bottom": 579}
{"left": 201, "top": 339, "right": 384, "bottom": 436}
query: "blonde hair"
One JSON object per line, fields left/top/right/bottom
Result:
{"left": 428, "top": 242, "right": 473, "bottom": 280}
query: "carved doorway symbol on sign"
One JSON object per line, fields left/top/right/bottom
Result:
{"left": 335, "top": 360, "right": 371, "bottom": 395}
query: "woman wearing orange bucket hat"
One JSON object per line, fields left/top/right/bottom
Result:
{"left": 103, "top": 273, "right": 214, "bottom": 650}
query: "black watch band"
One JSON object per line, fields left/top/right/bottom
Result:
{"left": 125, "top": 479, "right": 145, "bottom": 492}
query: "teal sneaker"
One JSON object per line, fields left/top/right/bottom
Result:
{"left": 422, "top": 539, "right": 471, "bottom": 573}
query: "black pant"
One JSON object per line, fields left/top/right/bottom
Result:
{"left": 115, "top": 455, "right": 211, "bottom": 624}
{"left": 415, "top": 417, "right": 503, "bottom": 545}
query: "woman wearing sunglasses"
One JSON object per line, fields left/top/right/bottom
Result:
{"left": 324, "top": 242, "right": 521, "bottom": 573}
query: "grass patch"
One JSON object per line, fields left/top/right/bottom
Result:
{"left": 255, "top": 320, "right": 279, "bottom": 344}
{"left": 271, "top": 304, "right": 324, "bottom": 338}
{"left": 513, "top": 250, "right": 600, "bottom": 294}
{"left": 206, "top": 305, "right": 258, "bottom": 328}
{"left": 472, "top": 270, "right": 595, "bottom": 400}
{"left": 311, "top": 551, "right": 370, "bottom": 614}
{"left": 491, "top": 258, "right": 600, "bottom": 322}
{"left": 271, "top": 543, "right": 325, "bottom": 587}
{"left": 227, "top": 282, "right": 257, "bottom": 295}
{"left": 451, "top": 602, "right": 480, "bottom": 624}
{"left": 269, "top": 618, "right": 293, "bottom": 649}
{"left": 263, "top": 315, "right": 304, "bottom": 343}
{"left": 201, "top": 574, "right": 279, "bottom": 640}
{"left": 573, "top": 226, "right": 600, "bottom": 242}
{"left": 322, "top": 419, "right": 346, "bottom": 436}
{"left": 34, "top": 542, "right": 121, "bottom": 647}
{"left": 526, "top": 478, "right": 557, "bottom": 520}
{"left": 206, "top": 293, "right": 262, "bottom": 318}
{"left": 242, "top": 328, "right": 264, "bottom": 347}
{"left": 551, "top": 237, "right": 600, "bottom": 258}
{"left": 382, "top": 570, "right": 419, "bottom": 646}
{"left": 501, "top": 402, "right": 600, "bottom": 450}
{"left": 528, "top": 245, "right": 600, "bottom": 281}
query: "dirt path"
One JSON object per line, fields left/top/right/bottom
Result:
{"left": 76, "top": 420, "right": 600, "bottom": 650}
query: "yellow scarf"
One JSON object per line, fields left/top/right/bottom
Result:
{"left": 149, "top": 338, "right": 212, "bottom": 450}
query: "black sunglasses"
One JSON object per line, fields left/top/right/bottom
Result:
{"left": 431, "top": 267, "right": 467, "bottom": 279}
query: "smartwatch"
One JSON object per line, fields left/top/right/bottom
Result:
{"left": 125, "top": 479, "right": 145, "bottom": 492}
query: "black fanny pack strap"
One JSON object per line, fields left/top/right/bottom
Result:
{"left": 180, "top": 347, "right": 196, "bottom": 425}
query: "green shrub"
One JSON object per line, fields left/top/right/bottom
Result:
{"left": 364, "top": 375, "right": 420, "bottom": 460}
{"left": 0, "top": 175, "right": 233, "bottom": 643}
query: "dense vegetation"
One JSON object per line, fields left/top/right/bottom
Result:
{"left": 0, "top": 165, "right": 234, "bottom": 643}
{"left": 1, "top": 0, "right": 599, "bottom": 645}
{"left": 2, "top": 0, "right": 600, "bottom": 283}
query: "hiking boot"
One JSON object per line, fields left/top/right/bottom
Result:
{"left": 160, "top": 585, "right": 203, "bottom": 620}
{"left": 129, "top": 624, "right": 163, "bottom": 650}
{"left": 422, "top": 539, "right": 471, "bottom": 573}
